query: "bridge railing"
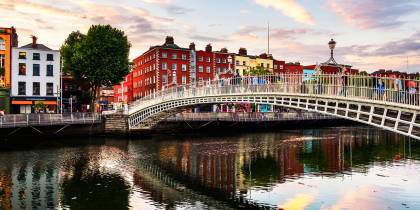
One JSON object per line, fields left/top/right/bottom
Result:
{"left": 129, "top": 74, "right": 420, "bottom": 113}
{"left": 167, "top": 112, "right": 335, "bottom": 122}
{"left": 0, "top": 113, "right": 102, "bottom": 128}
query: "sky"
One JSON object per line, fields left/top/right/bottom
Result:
{"left": 2, "top": 0, "right": 420, "bottom": 73}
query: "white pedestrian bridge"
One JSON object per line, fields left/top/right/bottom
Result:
{"left": 128, "top": 74, "right": 420, "bottom": 140}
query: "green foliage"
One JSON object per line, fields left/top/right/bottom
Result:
{"left": 34, "top": 102, "right": 46, "bottom": 112}
{"left": 244, "top": 66, "right": 270, "bottom": 76}
{"left": 60, "top": 31, "right": 86, "bottom": 74}
{"left": 60, "top": 25, "right": 131, "bottom": 110}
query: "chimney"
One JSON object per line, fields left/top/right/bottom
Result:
{"left": 189, "top": 42, "right": 195, "bottom": 50}
{"left": 165, "top": 36, "right": 174, "bottom": 45}
{"left": 205, "top": 44, "right": 212, "bottom": 52}
{"left": 11, "top": 26, "right": 18, "bottom": 47}
{"left": 259, "top": 53, "right": 268, "bottom": 59}
{"left": 238, "top": 48, "right": 247, "bottom": 56}
{"left": 31, "top": 35, "right": 38, "bottom": 48}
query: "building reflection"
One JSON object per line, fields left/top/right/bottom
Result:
{"left": 152, "top": 128, "right": 414, "bottom": 196}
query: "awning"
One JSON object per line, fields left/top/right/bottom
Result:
{"left": 11, "top": 101, "right": 32, "bottom": 105}
{"left": 43, "top": 101, "right": 57, "bottom": 105}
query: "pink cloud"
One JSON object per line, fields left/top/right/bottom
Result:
{"left": 254, "top": 0, "right": 315, "bottom": 25}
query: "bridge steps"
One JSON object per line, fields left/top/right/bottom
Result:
{"left": 104, "top": 114, "right": 129, "bottom": 134}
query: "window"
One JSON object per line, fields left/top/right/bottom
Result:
{"left": 172, "top": 53, "right": 177, "bottom": 59}
{"left": 0, "top": 38, "right": 4, "bottom": 50}
{"left": 267, "top": 64, "right": 270, "bottom": 68}
{"left": 242, "top": 61, "right": 246, "bottom": 65}
{"left": 18, "top": 63, "right": 26, "bottom": 75}
{"left": 206, "top": 57, "right": 210, "bottom": 62}
{"left": 206, "top": 66, "right": 210, "bottom": 73}
{"left": 162, "top": 63, "right": 167, "bottom": 70}
{"left": 46, "top": 83, "right": 53, "bottom": 95}
{"left": 216, "top": 58, "right": 221, "bottom": 63}
{"left": 216, "top": 67, "right": 221, "bottom": 74}
{"left": 223, "top": 67, "right": 227, "bottom": 73}
{"left": 280, "top": 65, "right": 284, "bottom": 70}
{"left": 171, "top": 63, "right": 177, "bottom": 70}
{"left": 33, "top": 53, "right": 40, "bottom": 60}
{"left": 19, "top": 52, "right": 26, "bottom": 59}
{"left": 18, "top": 82, "right": 26, "bottom": 95}
{"left": 162, "top": 75, "right": 167, "bottom": 84}
{"left": 33, "top": 64, "right": 40, "bottom": 76}
{"left": 182, "top": 54, "right": 187, "bottom": 60}
{"left": 32, "top": 82, "right": 40, "bottom": 95}
{"left": 223, "top": 59, "right": 226, "bottom": 63}
{"left": 260, "top": 63, "right": 264, "bottom": 67}
{"left": 46, "top": 54, "right": 54, "bottom": 61}
{"left": 0, "top": 54, "right": 4, "bottom": 69}
{"left": 274, "top": 64, "right": 277, "bottom": 69}
{"left": 46, "top": 65, "right": 53, "bottom": 76}
{"left": 182, "top": 75, "right": 186, "bottom": 84}
{"left": 198, "top": 66, "right": 203, "bottom": 72}
{"left": 198, "top": 56, "right": 203, "bottom": 62}
{"left": 162, "top": 52, "right": 167, "bottom": 58}
{"left": 198, "top": 77, "right": 203, "bottom": 82}
{"left": 236, "top": 60, "right": 239, "bottom": 65}
{"left": 182, "top": 64, "right": 187, "bottom": 71}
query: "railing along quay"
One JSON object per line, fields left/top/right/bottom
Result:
{"left": 0, "top": 113, "right": 102, "bottom": 128}
{"left": 167, "top": 112, "right": 336, "bottom": 122}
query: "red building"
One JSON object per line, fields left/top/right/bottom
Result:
{"left": 113, "top": 71, "right": 133, "bottom": 103}
{"left": 273, "top": 59, "right": 286, "bottom": 74}
{"left": 284, "top": 62, "right": 303, "bottom": 74}
{"left": 304, "top": 64, "right": 359, "bottom": 74}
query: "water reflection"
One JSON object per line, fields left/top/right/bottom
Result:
{"left": 0, "top": 127, "right": 419, "bottom": 209}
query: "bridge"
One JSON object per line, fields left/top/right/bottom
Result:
{"left": 128, "top": 74, "right": 420, "bottom": 140}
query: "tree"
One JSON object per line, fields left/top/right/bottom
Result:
{"left": 244, "top": 66, "right": 270, "bottom": 76}
{"left": 61, "top": 25, "right": 131, "bottom": 111}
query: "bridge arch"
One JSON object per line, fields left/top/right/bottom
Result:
{"left": 128, "top": 75, "right": 420, "bottom": 140}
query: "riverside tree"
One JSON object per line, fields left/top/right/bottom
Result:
{"left": 60, "top": 25, "right": 131, "bottom": 111}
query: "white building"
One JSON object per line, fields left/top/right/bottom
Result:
{"left": 11, "top": 36, "right": 60, "bottom": 113}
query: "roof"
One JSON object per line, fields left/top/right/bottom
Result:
{"left": 19, "top": 43, "right": 54, "bottom": 51}
{"left": 149, "top": 42, "right": 189, "bottom": 51}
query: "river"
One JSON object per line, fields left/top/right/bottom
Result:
{"left": 0, "top": 126, "right": 419, "bottom": 209}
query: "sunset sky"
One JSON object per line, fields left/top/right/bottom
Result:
{"left": 2, "top": 0, "right": 420, "bottom": 72}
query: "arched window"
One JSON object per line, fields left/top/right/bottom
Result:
{"left": 0, "top": 38, "right": 5, "bottom": 50}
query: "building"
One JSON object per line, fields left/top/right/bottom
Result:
{"left": 10, "top": 36, "right": 60, "bottom": 113}
{"left": 0, "top": 27, "right": 18, "bottom": 113}
{"left": 234, "top": 48, "right": 274, "bottom": 76}
{"left": 113, "top": 71, "right": 133, "bottom": 104}
{"left": 303, "top": 64, "right": 358, "bottom": 75}
{"left": 273, "top": 59, "right": 285, "bottom": 74}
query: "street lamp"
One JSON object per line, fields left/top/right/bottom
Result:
{"left": 323, "top": 38, "right": 338, "bottom": 65}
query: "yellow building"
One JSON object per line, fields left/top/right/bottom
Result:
{"left": 234, "top": 48, "right": 273, "bottom": 76}
{"left": 0, "top": 27, "right": 18, "bottom": 113}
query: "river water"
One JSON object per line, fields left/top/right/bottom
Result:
{"left": 0, "top": 126, "right": 419, "bottom": 210}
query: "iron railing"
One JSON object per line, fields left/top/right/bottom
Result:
{"left": 0, "top": 113, "right": 102, "bottom": 128}
{"left": 129, "top": 74, "right": 420, "bottom": 114}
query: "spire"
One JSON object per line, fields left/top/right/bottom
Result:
{"left": 267, "top": 21, "right": 270, "bottom": 55}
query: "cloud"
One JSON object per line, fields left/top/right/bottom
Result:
{"left": 164, "top": 5, "right": 194, "bottom": 15}
{"left": 189, "top": 35, "right": 230, "bottom": 43}
{"left": 327, "top": 0, "right": 419, "bottom": 29}
{"left": 254, "top": 0, "right": 315, "bottom": 25}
